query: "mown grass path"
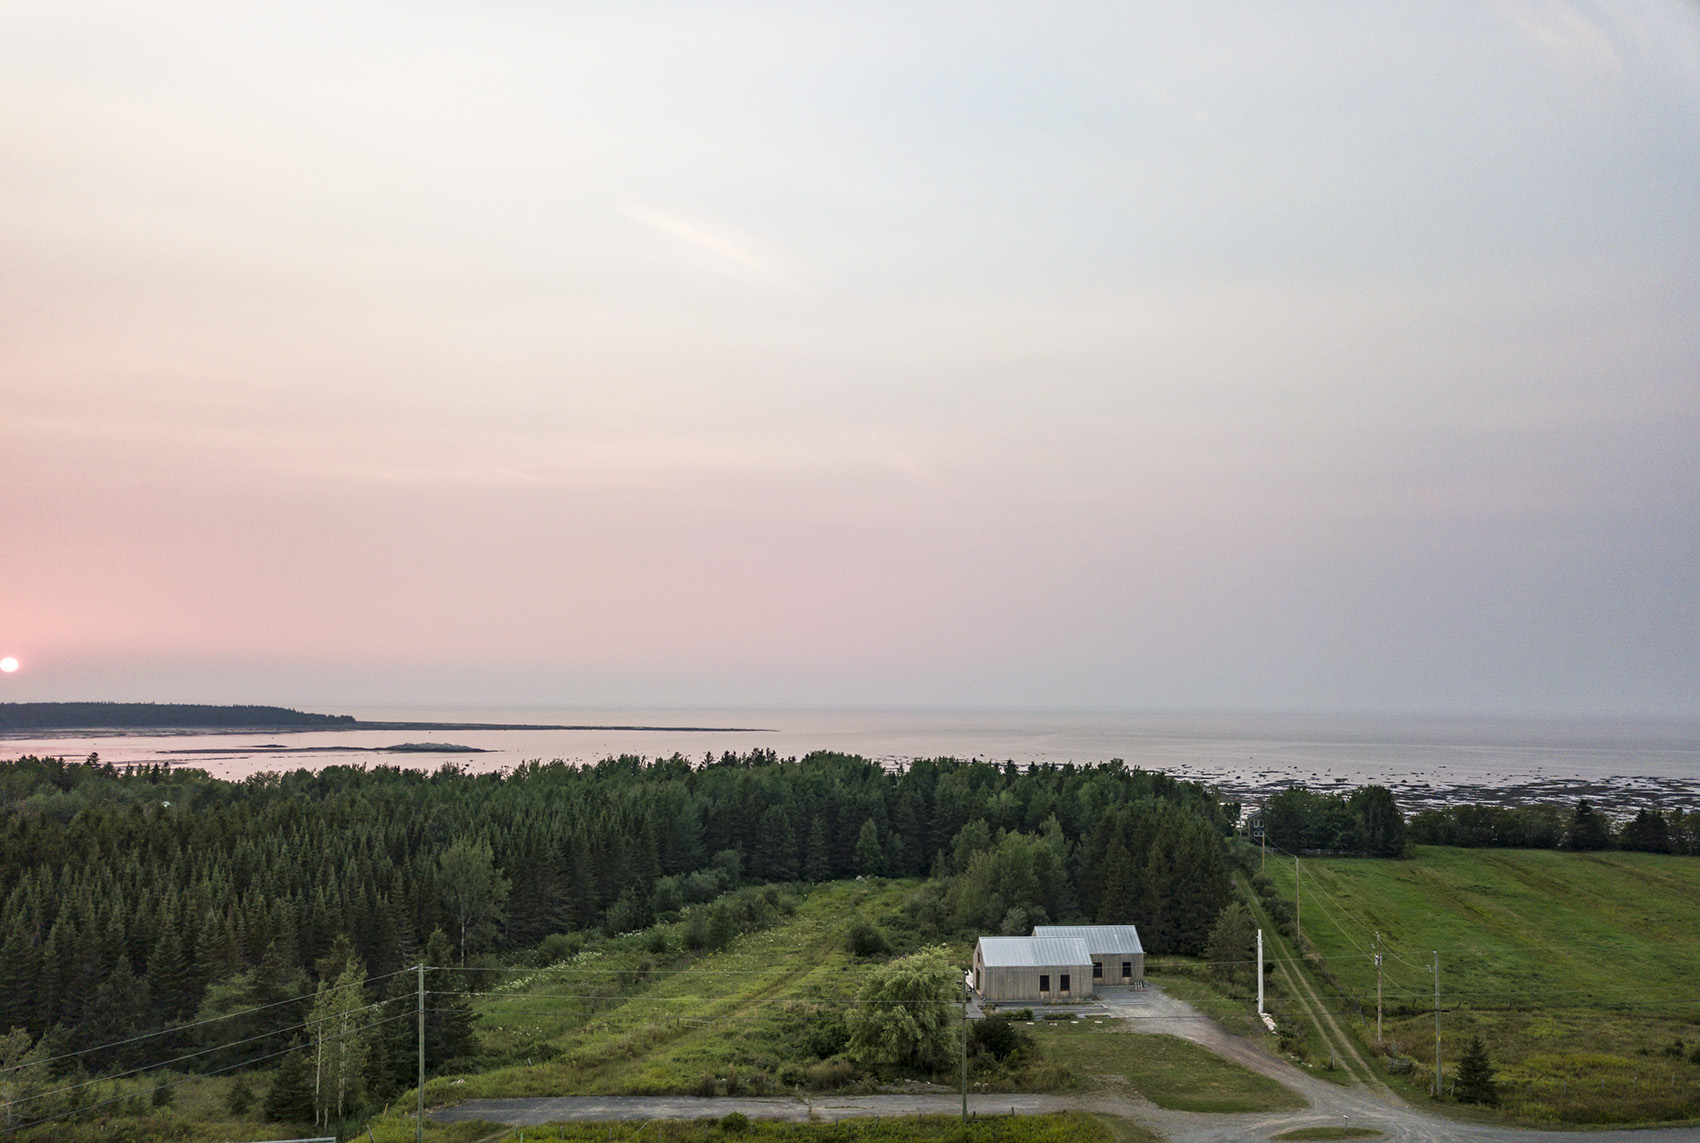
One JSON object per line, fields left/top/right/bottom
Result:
{"left": 440, "top": 882, "right": 918, "bottom": 1101}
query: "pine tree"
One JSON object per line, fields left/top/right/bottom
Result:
{"left": 366, "top": 971, "right": 418, "bottom": 1103}
{"left": 421, "top": 930, "right": 474, "bottom": 1068}
{"left": 262, "top": 1045, "right": 315, "bottom": 1124}
{"left": 804, "top": 817, "right": 832, "bottom": 882}
{"left": 1454, "top": 1036, "right": 1499, "bottom": 1106}
{"left": 1204, "top": 902, "right": 1256, "bottom": 984}
{"left": 853, "top": 819, "right": 886, "bottom": 877}
{"left": 145, "top": 924, "right": 194, "bottom": 1023}
{"left": 226, "top": 1074, "right": 254, "bottom": 1117}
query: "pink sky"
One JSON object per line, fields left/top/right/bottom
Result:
{"left": 3, "top": 2, "right": 1698, "bottom": 714}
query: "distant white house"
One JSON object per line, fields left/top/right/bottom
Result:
{"left": 970, "top": 924, "right": 1145, "bottom": 1003}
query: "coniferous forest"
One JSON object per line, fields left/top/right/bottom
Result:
{"left": 0, "top": 750, "right": 1238, "bottom": 1108}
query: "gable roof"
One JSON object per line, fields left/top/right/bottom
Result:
{"left": 974, "top": 935, "right": 1092, "bottom": 968}
{"left": 1030, "top": 924, "right": 1144, "bottom": 956}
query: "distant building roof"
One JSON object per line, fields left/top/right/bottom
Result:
{"left": 1030, "top": 925, "right": 1144, "bottom": 956}
{"left": 975, "top": 936, "right": 1092, "bottom": 968}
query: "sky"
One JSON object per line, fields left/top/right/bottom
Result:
{"left": 2, "top": 0, "right": 1698, "bottom": 716}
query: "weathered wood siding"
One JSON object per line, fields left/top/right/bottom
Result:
{"left": 972, "top": 949, "right": 1093, "bottom": 1003}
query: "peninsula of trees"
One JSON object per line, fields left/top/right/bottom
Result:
{"left": 0, "top": 702, "right": 766, "bottom": 733}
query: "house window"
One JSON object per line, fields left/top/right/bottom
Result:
{"left": 1121, "top": 961, "right": 1132, "bottom": 978}
{"left": 1092, "top": 962, "right": 1102, "bottom": 978}
{"left": 1060, "top": 974, "right": 1070, "bottom": 992}
{"left": 1039, "top": 974, "right": 1050, "bottom": 992}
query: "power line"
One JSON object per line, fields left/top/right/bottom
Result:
{"left": 9, "top": 964, "right": 413, "bottom": 1074}
{"left": 8, "top": 1010, "right": 415, "bottom": 1135}
{"left": 10, "top": 998, "right": 392, "bottom": 1112}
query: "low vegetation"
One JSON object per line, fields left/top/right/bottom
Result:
{"left": 475, "top": 1112, "right": 1156, "bottom": 1143}
{"left": 1032, "top": 1022, "right": 1305, "bottom": 1113}
{"left": 1257, "top": 846, "right": 1700, "bottom": 1123}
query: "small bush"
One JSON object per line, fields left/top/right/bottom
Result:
{"left": 845, "top": 921, "right": 892, "bottom": 958}
{"left": 150, "top": 1077, "right": 174, "bottom": 1108}
{"left": 802, "top": 1009, "right": 849, "bottom": 1058}
{"left": 225, "top": 1076, "right": 254, "bottom": 1117}
{"left": 970, "top": 1016, "right": 1030, "bottom": 1062}
{"left": 804, "top": 1059, "right": 856, "bottom": 1090}
{"left": 696, "top": 1073, "right": 719, "bottom": 1097}
{"left": 533, "top": 932, "right": 581, "bottom": 965}
{"left": 720, "top": 1112, "right": 750, "bottom": 1133}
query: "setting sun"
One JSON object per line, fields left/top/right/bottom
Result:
{"left": 0, "top": 658, "right": 18, "bottom": 673}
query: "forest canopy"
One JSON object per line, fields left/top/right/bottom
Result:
{"left": 0, "top": 750, "right": 1236, "bottom": 1072}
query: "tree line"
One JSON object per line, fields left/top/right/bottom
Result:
{"left": 1407, "top": 800, "right": 1700, "bottom": 853}
{"left": 0, "top": 749, "right": 1235, "bottom": 1119}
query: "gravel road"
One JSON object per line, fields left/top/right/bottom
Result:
{"left": 436, "top": 986, "right": 1700, "bottom": 1143}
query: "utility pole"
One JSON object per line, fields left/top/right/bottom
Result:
{"left": 1432, "top": 951, "right": 1441, "bottom": 1099}
{"left": 417, "top": 963, "right": 426, "bottom": 1143}
{"left": 1256, "top": 929, "right": 1264, "bottom": 1016}
{"left": 1374, "top": 932, "right": 1383, "bottom": 1046}
{"left": 960, "top": 978, "right": 969, "bottom": 1122}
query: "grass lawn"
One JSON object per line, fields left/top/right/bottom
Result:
{"left": 1033, "top": 1021, "right": 1306, "bottom": 1113}
{"left": 1260, "top": 847, "right": 1700, "bottom": 1124}
{"left": 479, "top": 1112, "right": 1156, "bottom": 1143}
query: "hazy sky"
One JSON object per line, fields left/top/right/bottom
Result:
{"left": 3, "top": 1, "right": 1698, "bottom": 715}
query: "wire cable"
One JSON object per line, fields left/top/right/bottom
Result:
{"left": 9, "top": 1009, "right": 415, "bottom": 1135}
{"left": 9, "top": 963, "right": 413, "bottom": 1074}
{"left": 10, "top": 997, "right": 394, "bottom": 1112}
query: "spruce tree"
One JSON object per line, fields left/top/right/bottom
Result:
{"left": 804, "top": 817, "right": 832, "bottom": 882}
{"left": 1454, "top": 1036, "right": 1499, "bottom": 1106}
{"left": 853, "top": 820, "right": 886, "bottom": 876}
{"left": 226, "top": 1074, "right": 254, "bottom": 1117}
{"left": 262, "top": 1046, "right": 315, "bottom": 1124}
{"left": 421, "top": 930, "right": 474, "bottom": 1068}
{"left": 145, "top": 925, "right": 194, "bottom": 1023}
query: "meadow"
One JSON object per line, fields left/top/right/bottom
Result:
{"left": 1258, "top": 846, "right": 1700, "bottom": 1123}
{"left": 1030, "top": 1022, "right": 1303, "bottom": 1113}
{"left": 440, "top": 881, "right": 1292, "bottom": 1110}
{"left": 471, "top": 1111, "right": 1156, "bottom": 1143}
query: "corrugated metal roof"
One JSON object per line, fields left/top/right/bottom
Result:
{"left": 1031, "top": 925, "right": 1145, "bottom": 956}
{"left": 975, "top": 936, "right": 1092, "bottom": 968}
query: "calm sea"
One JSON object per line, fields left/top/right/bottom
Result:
{"left": 5, "top": 708, "right": 1698, "bottom": 811}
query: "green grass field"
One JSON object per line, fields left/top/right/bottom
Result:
{"left": 1032, "top": 1022, "right": 1306, "bottom": 1113}
{"left": 1260, "top": 847, "right": 1700, "bottom": 1124}
{"left": 482, "top": 1111, "right": 1157, "bottom": 1143}
{"left": 441, "top": 881, "right": 934, "bottom": 1101}
{"left": 448, "top": 881, "right": 1297, "bottom": 1111}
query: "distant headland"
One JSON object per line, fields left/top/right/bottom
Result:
{"left": 0, "top": 702, "right": 771, "bottom": 734}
